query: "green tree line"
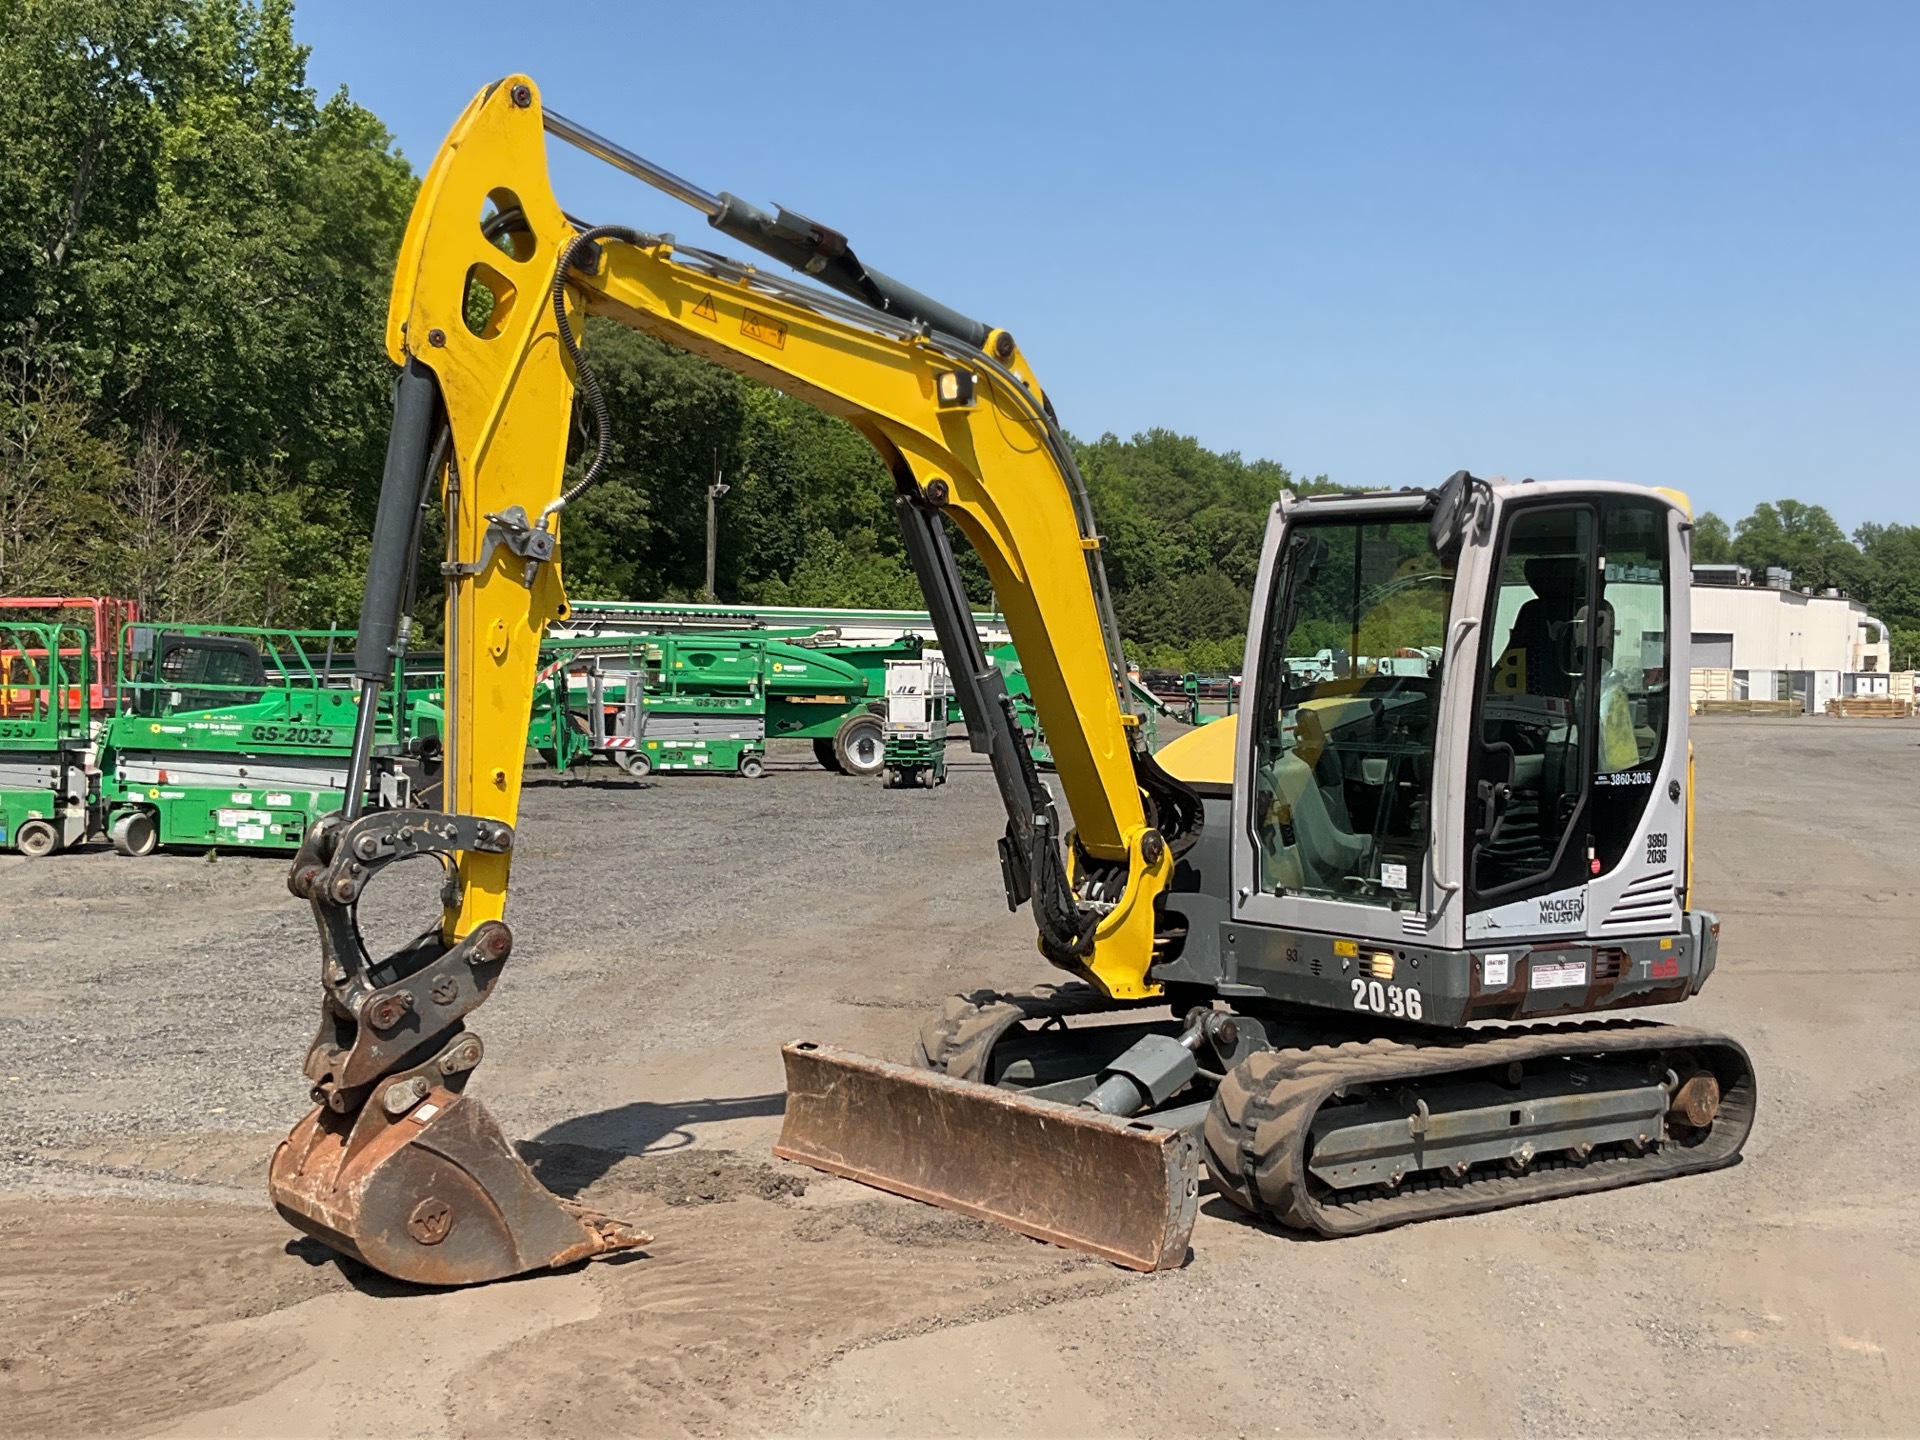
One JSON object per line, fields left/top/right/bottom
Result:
{"left": 1, "top": 0, "right": 412, "bottom": 622}
{"left": 5, "top": 2, "right": 1918, "bottom": 675}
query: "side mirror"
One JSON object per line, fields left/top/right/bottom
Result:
{"left": 1428, "top": 470, "right": 1485, "bottom": 563}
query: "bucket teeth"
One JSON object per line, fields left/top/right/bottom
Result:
{"left": 269, "top": 1088, "right": 648, "bottom": 1286}
{"left": 553, "top": 1198, "right": 653, "bottom": 1264}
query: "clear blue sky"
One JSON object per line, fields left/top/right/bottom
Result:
{"left": 296, "top": 2, "right": 1918, "bottom": 532}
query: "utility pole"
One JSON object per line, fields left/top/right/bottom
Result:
{"left": 704, "top": 448, "right": 729, "bottom": 601}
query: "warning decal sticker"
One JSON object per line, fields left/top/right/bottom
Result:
{"left": 1531, "top": 957, "right": 1590, "bottom": 990}
{"left": 740, "top": 307, "right": 787, "bottom": 349}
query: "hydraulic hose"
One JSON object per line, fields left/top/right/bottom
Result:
{"left": 541, "top": 225, "right": 660, "bottom": 524}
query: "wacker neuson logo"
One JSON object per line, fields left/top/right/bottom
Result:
{"left": 1538, "top": 893, "right": 1585, "bottom": 925}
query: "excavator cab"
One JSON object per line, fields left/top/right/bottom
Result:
{"left": 1221, "top": 478, "right": 1691, "bottom": 966}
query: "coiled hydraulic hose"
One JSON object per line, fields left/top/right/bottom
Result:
{"left": 540, "top": 225, "right": 660, "bottom": 525}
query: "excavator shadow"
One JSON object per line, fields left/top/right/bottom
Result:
{"left": 522, "top": 774, "right": 652, "bottom": 791}
{"left": 525, "top": 1093, "right": 790, "bottom": 1195}
{"left": 279, "top": 1234, "right": 480, "bottom": 1295}
{"left": 281, "top": 1230, "right": 652, "bottom": 1295}
{"left": 1196, "top": 1193, "right": 1327, "bottom": 1243}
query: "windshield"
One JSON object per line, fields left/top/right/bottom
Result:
{"left": 1252, "top": 515, "right": 1456, "bottom": 908}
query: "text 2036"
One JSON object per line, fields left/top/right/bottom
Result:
{"left": 1351, "top": 978, "right": 1423, "bottom": 1020}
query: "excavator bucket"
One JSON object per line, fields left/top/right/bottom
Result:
{"left": 774, "top": 1042, "right": 1201, "bottom": 1271}
{"left": 269, "top": 1087, "right": 648, "bottom": 1287}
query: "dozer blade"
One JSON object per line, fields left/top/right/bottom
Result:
{"left": 774, "top": 1042, "right": 1200, "bottom": 1271}
{"left": 269, "top": 1087, "right": 648, "bottom": 1287}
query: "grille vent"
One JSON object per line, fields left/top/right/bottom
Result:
{"left": 1602, "top": 870, "right": 1677, "bottom": 930}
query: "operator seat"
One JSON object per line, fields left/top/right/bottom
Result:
{"left": 1259, "top": 706, "right": 1367, "bottom": 894}
{"left": 1507, "top": 556, "right": 1582, "bottom": 698}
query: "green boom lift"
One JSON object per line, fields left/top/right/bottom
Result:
{"left": 531, "top": 632, "right": 922, "bottom": 779}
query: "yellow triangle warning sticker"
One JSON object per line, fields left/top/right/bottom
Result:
{"left": 692, "top": 292, "right": 718, "bottom": 323}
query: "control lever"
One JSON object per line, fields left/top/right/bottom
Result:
{"left": 1476, "top": 740, "right": 1516, "bottom": 842}
{"left": 1478, "top": 778, "right": 1512, "bottom": 840}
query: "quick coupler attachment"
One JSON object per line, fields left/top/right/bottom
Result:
{"left": 775, "top": 1041, "right": 1200, "bottom": 1271}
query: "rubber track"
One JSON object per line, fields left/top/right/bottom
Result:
{"left": 1204, "top": 1019, "right": 1755, "bottom": 1236}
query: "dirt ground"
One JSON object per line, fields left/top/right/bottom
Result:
{"left": 1, "top": 718, "right": 1916, "bottom": 1438}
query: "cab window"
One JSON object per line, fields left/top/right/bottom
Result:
{"left": 145, "top": 636, "right": 269, "bottom": 714}
{"left": 1250, "top": 516, "right": 1455, "bottom": 909}
{"left": 1590, "top": 502, "right": 1672, "bottom": 871}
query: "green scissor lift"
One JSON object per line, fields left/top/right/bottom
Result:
{"left": 0, "top": 621, "right": 95, "bottom": 856}
{"left": 529, "top": 634, "right": 769, "bottom": 778}
{"left": 1175, "top": 671, "right": 1242, "bottom": 725}
{"left": 96, "top": 624, "right": 435, "bottom": 855}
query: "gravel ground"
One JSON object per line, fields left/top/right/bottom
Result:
{"left": 0, "top": 740, "right": 1039, "bottom": 1165}
{"left": 1, "top": 720, "right": 1917, "bottom": 1437}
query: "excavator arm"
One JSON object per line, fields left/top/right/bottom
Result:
{"left": 269, "top": 77, "right": 1201, "bottom": 1284}
{"left": 402, "top": 75, "right": 1190, "bottom": 989}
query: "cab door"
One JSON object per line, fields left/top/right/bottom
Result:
{"left": 1463, "top": 503, "right": 1599, "bottom": 934}
{"left": 1463, "top": 495, "right": 1682, "bottom": 941}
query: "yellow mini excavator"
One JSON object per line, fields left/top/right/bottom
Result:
{"left": 269, "top": 77, "right": 1753, "bottom": 1285}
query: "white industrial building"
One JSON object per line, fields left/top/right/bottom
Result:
{"left": 1690, "top": 564, "right": 1893, "bottom": 711}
